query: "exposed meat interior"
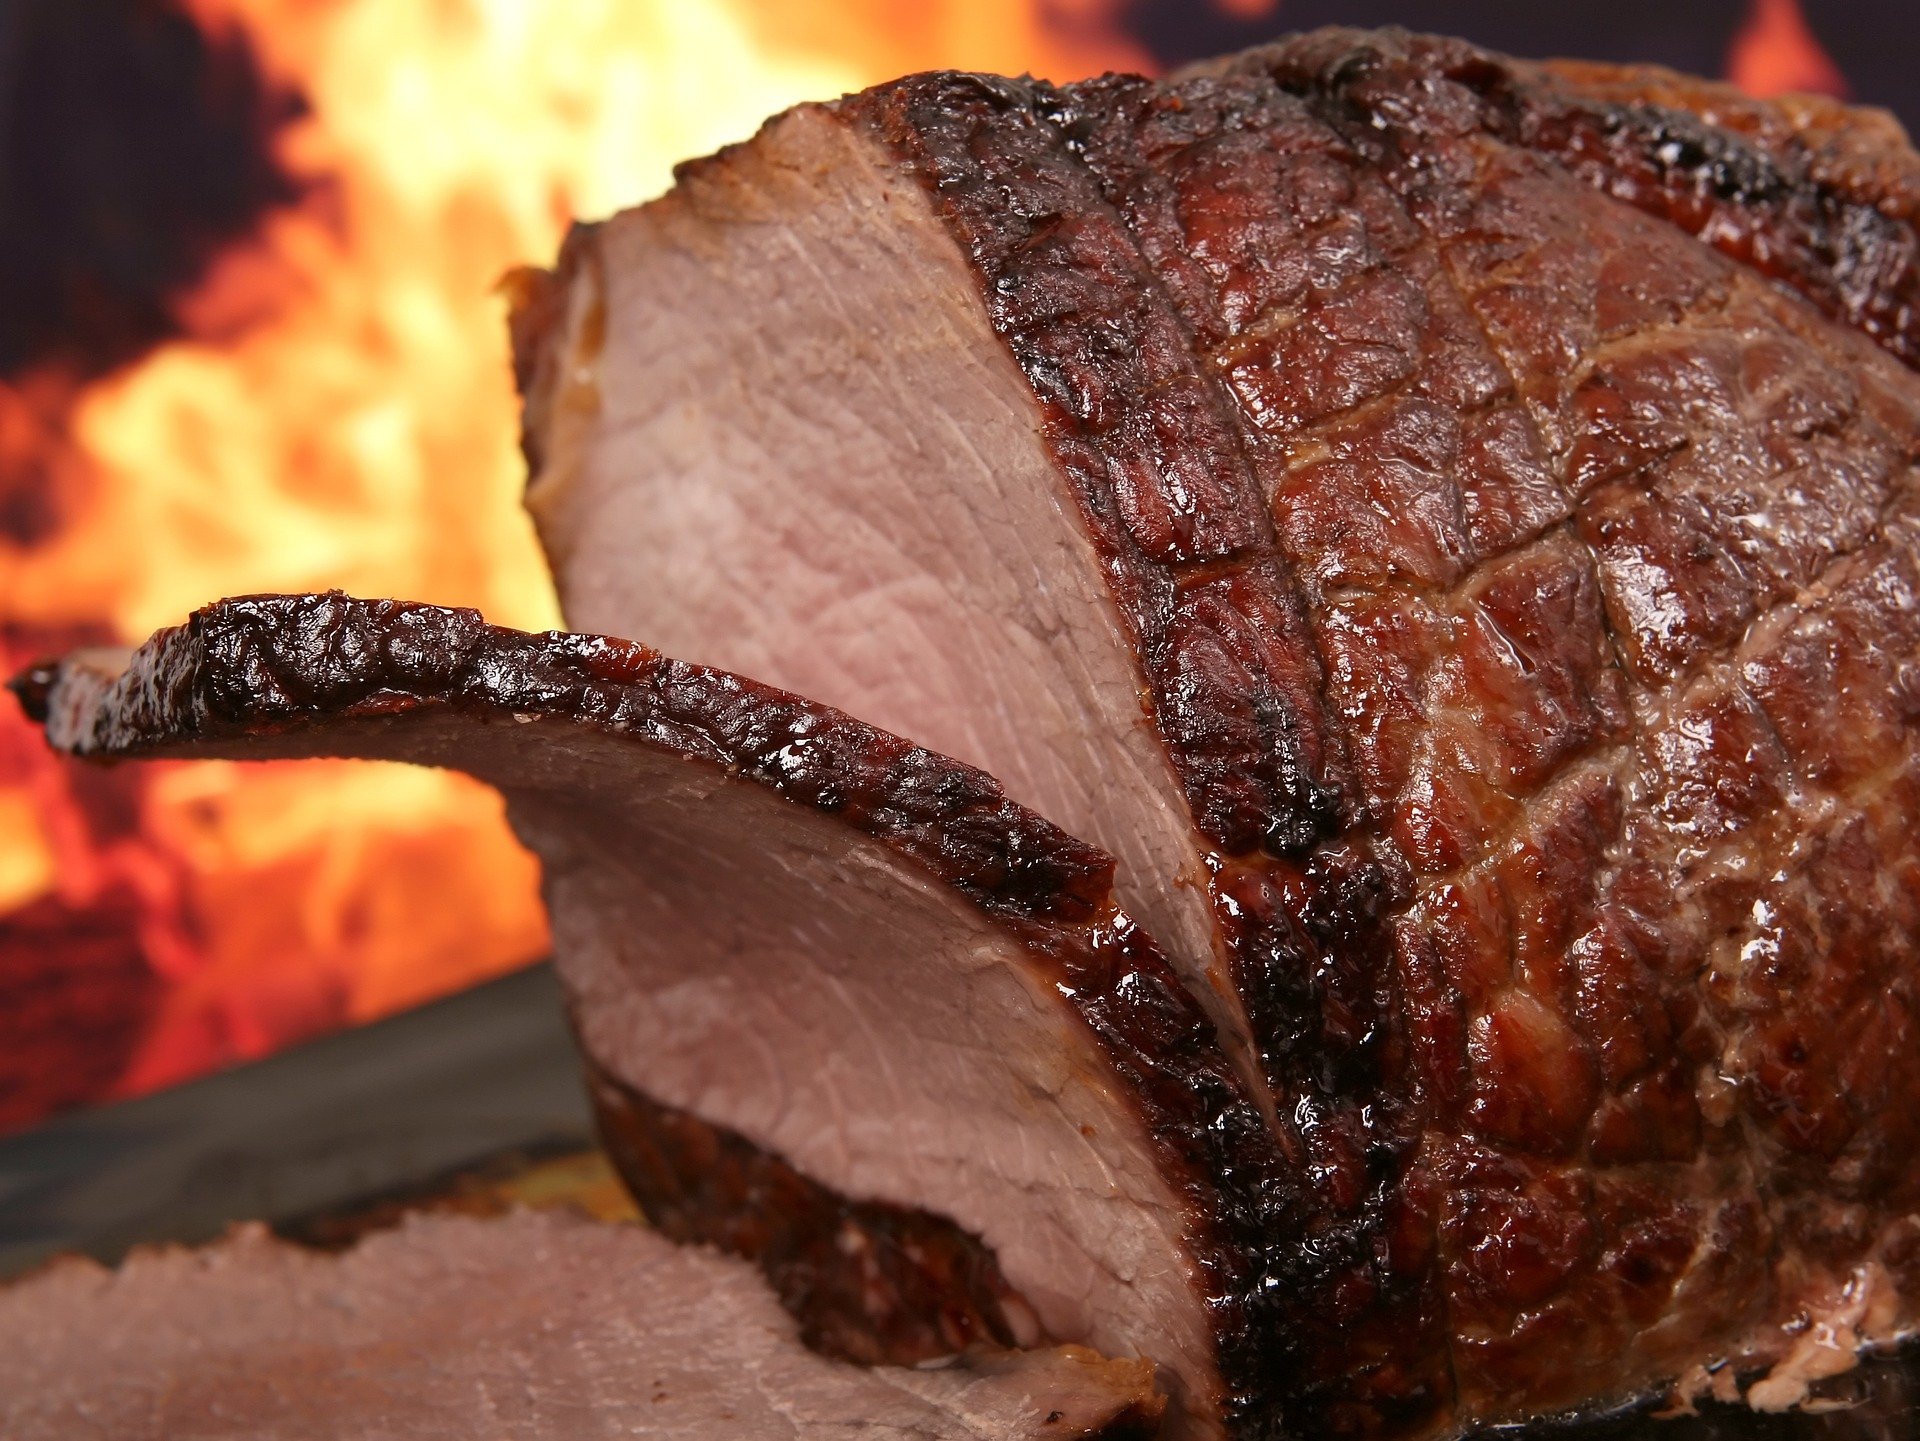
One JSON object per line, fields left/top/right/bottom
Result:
{"left": 510, "top": 29, "right": 1920, "bottom": 1437}
{"left": 511, "top": 107, "right": 1240, "bottom": 1089}
{"left": 0, "top": 1209, "right": 1164, "bottom": 1440}
{"left": 530, "top": 722, "right": 1212, "bottom": 1391}
{"left": 17, "top": 592, "right": 1280, "bottom": 1439}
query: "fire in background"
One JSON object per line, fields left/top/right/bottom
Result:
{"left": 0, "top": 0, "right": 1889, "bottom": 1135}
{"left": 0, "top": 0, "right": 1143, "bottom": 1135}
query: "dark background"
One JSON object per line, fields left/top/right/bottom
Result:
{"left": 1130, "top": 0, "right": 1863, "bottom": 94}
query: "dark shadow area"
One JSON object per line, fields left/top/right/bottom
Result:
{"left": 0, "top": 0, "right": 303, "bottom": 382}
{"left": 1475, "top": 1351, "right": 1920, "bottom": 1440}
{"left": 1124, "top": 1, "right": 1919, "bottom": 137}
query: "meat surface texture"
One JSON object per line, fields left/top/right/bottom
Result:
{"left": 14, "top": 592, "right": 1273, "bottom": 1438}
{"left": 0, "top": 1208, "right": 1163, "bottom": 1440}
{"left": 511, "top": 26, "right": 1920, "bottom": 1439}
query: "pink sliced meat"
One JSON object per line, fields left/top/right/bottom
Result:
{"left": 15, "top": 591, "right": 1280, "bottom": 1438}
{"left": 0, "top": 1208, "right": 1162, "bottom": 1440}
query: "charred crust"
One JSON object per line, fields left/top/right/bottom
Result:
{"left": 1519, "top": 98, "right": 1920, "bottom": 368}
{"left": 844, "top": 72, "right": 1351, "bottom": 864}
{"left": 840, "top": 31, "right": 1920, "bottom": 1435}
{"left": 1227, "top": 28, "right": 1920, "bottom": 371}
{"left": 1138, "top": 27, "right": 1920, "bottom": 1434}
{"left": 6, "top": 661, "right": 55, "bottom": 723}
{"left": 587, "top": 1065, "right": 1034, "bottom": 1366}
{"left": 23, "top": 591, "right": 1113, "bottom": 925}
{"left": 849, "top": 58, "right": 1456, "bottom": 1434}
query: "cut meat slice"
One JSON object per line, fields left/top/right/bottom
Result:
{"left": 13, "top": 592, "right": 1282, "bottom": 1440}
{"left": 506, "top": 105, "right": 1262, "bottom": 1107}
{"left": 510, "top": 30, "right": 1920, "bottom": 1438}
{"left": 0, "top": 1208, "right": 1164, "bottom": 1440}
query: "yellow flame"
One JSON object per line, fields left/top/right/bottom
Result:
{"left": 0, "top": 791, "right": 55, "bottom": 913}
{"left": 2, "top": 0, "right": 1145, "bottom": 1106}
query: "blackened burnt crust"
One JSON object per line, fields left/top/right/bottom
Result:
{"left": 845, "top": 73, "right": 1351, "bottom": 864}
{"left": 14, "top": 591, "right": 1111, "bottom": 923}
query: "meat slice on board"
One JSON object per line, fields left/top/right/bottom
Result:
{"left": 0, "top": 1208, "right": 1162, "bottom": 1440}
{"left": 512, "top": 27, "right": 1920, "bottom": 1437}
{"left": 13, "top": 591, "right": 1278, "bottom": 1440}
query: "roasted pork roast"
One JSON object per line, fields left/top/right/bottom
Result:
{"left": 0, "top": 1209, "right": 1162, "bottom": 1439}
{"left": 16, "top": 25, "right": 1920, "bottom": 1441}
{"left": 508, "top": 26, "right": 1920, "bottom": 1438}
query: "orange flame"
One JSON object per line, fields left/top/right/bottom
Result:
{"left": 1727, "top": 0, "right": 1848, "bottom": 101}
{"left": 0, "top": 1, "right": 1147, "bottom": 1128}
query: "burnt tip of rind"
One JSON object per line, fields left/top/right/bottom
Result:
{"left": 6, "top": 661, "right": 58, "bottom": 724}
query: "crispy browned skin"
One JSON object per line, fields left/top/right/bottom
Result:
{"left": 830, "top": 30, "right": 1920, "bottom": 1434}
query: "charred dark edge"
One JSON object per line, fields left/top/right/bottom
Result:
{"left": 842, "top": 73, "right": 1348, "bottom": 864}
{"left": 841, "top": 75, "right": 1418, "bottom": 1439}
{"left": 1510, "top": 64, "right": 1920, "bottom": 370}
{"left": 1532, "top": 58, "right": 1920, "bottom": 222}
{"left": 15, "top": 591, "right": 1112, "bottom": 925}
{"left": 586, "top": 1063, "right": 1035, "bottom": 1367}
{"left": 16, "top": 590, "right": 1264, "bottom": 1426}
{"left": 1034, "top": 70, "right": 1460, "bottom": 1436}
{"left": 1213, "top": 27, "right": 1920, "bottom": 372}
